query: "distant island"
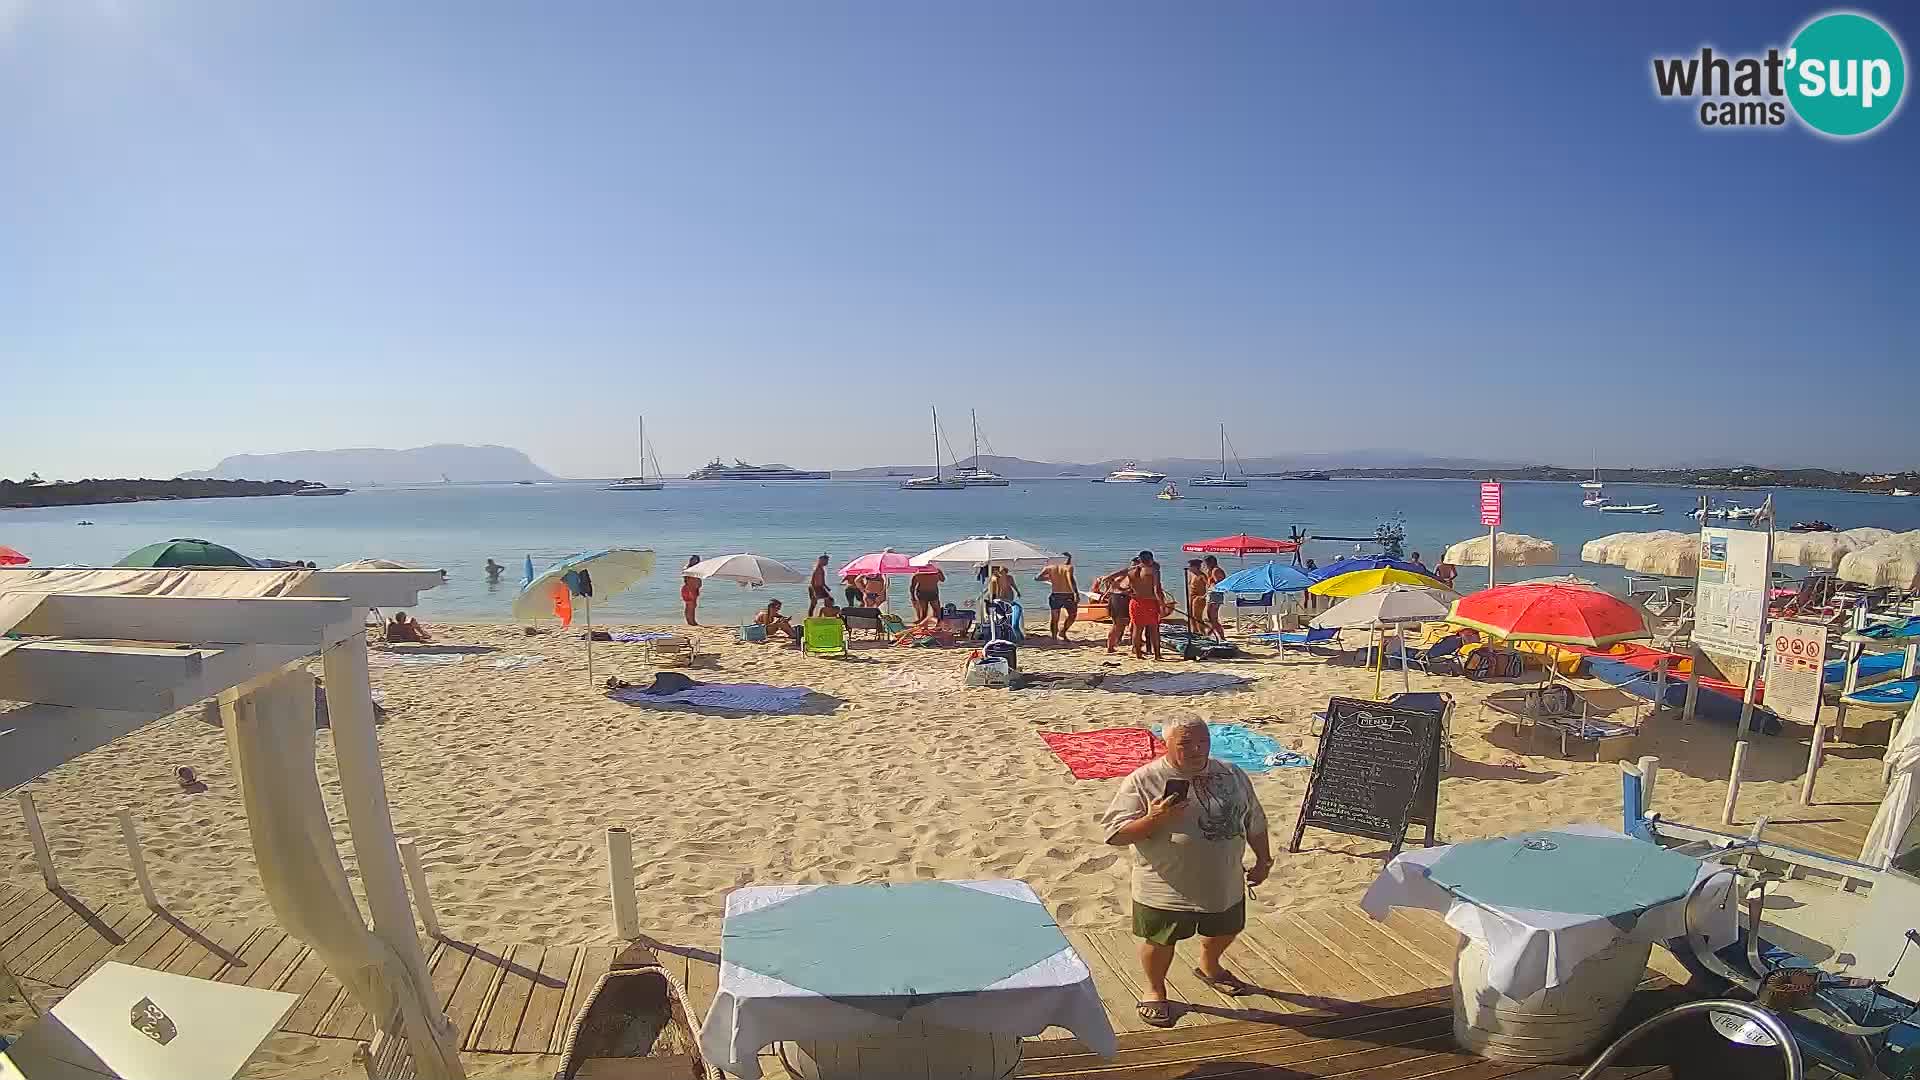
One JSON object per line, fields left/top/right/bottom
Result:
{"left": 182, "top": 443, "right": 558, "bottom": 486}
{"left": 2, "top": 477, "right": 315, "bottom": 510}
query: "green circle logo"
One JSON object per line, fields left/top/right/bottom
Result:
{"left": 1787, "top": 12, "right": 1906, "bottom": 137}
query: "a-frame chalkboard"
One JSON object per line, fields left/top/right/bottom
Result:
{"left": 1290, "top": 696, "right": 1444, "bottom": 858}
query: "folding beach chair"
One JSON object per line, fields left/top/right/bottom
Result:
{"left": 802, "top": 617, "right": 849, "bottom": 658}
{"left": 1403, "top": 633, "right": 1466, "bottom": 676}
{"left": 1250, "top": 626, "right": 1340, "bottom": 657}
{"left": 841, "top": 607, "right": 888, "bottom": 642}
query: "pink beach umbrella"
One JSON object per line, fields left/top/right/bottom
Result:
{"left": 838, "top": 549, "right": 926, "bottom": 579}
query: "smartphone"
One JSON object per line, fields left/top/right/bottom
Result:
{"left": 1163, "top": 778, "right": 1190, "bottom": 803}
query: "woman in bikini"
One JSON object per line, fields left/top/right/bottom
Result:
{"left": 863, "top": 573, "right": 887, "bottom": 612}
{"left": 681, "top": 555, "right": 702, "bottom": 626}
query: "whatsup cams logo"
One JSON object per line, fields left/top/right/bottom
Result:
{"left": 1652, "top": 10, "right": 1906, "bottom": 136}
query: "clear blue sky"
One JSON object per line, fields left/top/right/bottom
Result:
{"left": 3, "top": 2, "right": 1913, "bottom": 479}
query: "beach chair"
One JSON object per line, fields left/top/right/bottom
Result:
{"left": 1233, "top": 593, "right": 1276, "bottom": 635}
{"left": 643, "top": 634, "right": 695, "bottom": 667}
{"left": 1402, "top": 633, "right": 1466, "bottom": 676}
{"left": 802, "top": 617, "right": 849, "bottom": 658}
{"left": 841, "top": 607, "right": 887, "bottom": 642}
{"left": 1251, "top": 626, "right": 1340, "bottom": 657}
{"left": 736, "top": 623, "right": 768, "bottom": 644}
{"left": 1521, "top": 683, "right": 1650, "bottom": 760}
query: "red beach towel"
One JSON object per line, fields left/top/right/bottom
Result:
{"left": 1039, "top": 728, "right": 1164, "bottom": 780}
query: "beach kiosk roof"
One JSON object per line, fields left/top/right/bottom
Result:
{"left": 0, "top": 565, "right": 467, "bottom": 1080}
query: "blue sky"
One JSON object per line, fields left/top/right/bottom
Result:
{"left": 2, "top": 2, "right": 1913, "bottom": 479}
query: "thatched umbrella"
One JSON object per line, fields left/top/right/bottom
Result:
{"left": 1774, "top": 532, "right": 1860, "bottom": 570}
{"left": 1444, "top": 532, "right": 1557, "bottom": 568}
{"left": 1583, "top": 530, "right": 1698, "bottom": 578}
{"left": 1838, "top": 531, "right": 1920, "bottom": 589}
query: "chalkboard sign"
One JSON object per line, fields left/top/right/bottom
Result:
{"left": 1290, "top": 696, "right": 1443, "bottom": 858}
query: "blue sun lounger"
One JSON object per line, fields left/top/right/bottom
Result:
{"left": 1841, "top": 678, "right": 1917, "bottom": 709}
{"left": 1248, "top": 626, "right": 1340, "bottom": 656}
{"left": 1824, "top": 651, "right": 1907, "bottom": 687}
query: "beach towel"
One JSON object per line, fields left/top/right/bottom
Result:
{"left": 1151, "top": 722, "right": 1287, "bottom": 773}
{"left": 487, "top": 654, "right": 547, "bottom": 671}
{"left": 367, "top": 652, "right": 466, "bottom": 667}
{"left": 1102, "top": 672, "right": 1251, "bottom": 696}
{"left": 1039, "top": 728, "right": 1163, "bottom": 779}
{"left": 596, "top": 632, "right": 680, "bottom": 643}
{"left": 609, "top": 682, "right": 815, "bottom": 714}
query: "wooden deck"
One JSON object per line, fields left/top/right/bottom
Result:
{"left": 3, "top": 882, "right": 1703, "bottom": 1078}
{"left": 1752, "top": 793, "right": 1877, "bottom": 863}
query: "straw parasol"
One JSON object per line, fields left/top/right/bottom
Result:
{"left": 1581, "top": 530, "right": 1697, "bottom": 578}
{"left": 1837, "top": 532, "right": 1920, "bottom": 590}
{"left": 1444, "top": 533, "right": 1557, "bottom": 568}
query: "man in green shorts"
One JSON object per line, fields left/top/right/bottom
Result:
{"left": 1099, "top": 715, "right": 1272, "bottom": 1027}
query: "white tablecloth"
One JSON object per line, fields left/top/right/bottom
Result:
{"left": 697, "top": 880, "right": 1117, "bottom": 1079}
{"left": 1359, "top": 823, "right": 1737, "bottom": 999}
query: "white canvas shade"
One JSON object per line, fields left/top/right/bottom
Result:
{"left": 1838, "top": 531, "right": 1920, "bottom": 589}
{"left": 911, "top": 535, "right": 1059, "bottom": 570}
{"left": 1310, "top": 584, "right": 1456, "bottom": 698}
{"left": 1861, "top": 700, "right": 1920, "bottom": 869}
{"left": 1581, "top": 530, "right": 1697, "bottom": 578}
{"left": 684, "top": 553, "right": 807, "bottom": 586}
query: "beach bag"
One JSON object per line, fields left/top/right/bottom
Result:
{"left": 983, "top": 639, "right": 1018, "bottom": 671}
{"left": 965, "top": 657, "right": 1012, "bottom": 688}
{"left": 736, "top": 624, "right": 767, "bottom": 643}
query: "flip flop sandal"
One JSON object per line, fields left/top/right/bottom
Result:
{"left": 1136, "top": 1000, "right": 1176, "bottom": 1027}
{"left": 1193, "top": 967, "right": 1256, "bottom": 996}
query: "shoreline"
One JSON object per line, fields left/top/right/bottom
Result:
{"left": 0, "top": 478, "right": 315, "bottom": 511}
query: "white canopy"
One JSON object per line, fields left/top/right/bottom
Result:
{"left": 685, "top": 553, "right": 806, "bottom": 587}
{"left": 911, "top": 535, "right": 1059, "bottom": 570}
{"left": 1861, "top": 699, "right": 1920, "bottom": 869}
{"left": 1443, "top": 533, "right": 1557, "bottom": 568}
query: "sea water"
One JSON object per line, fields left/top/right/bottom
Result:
{"left": 6, "top": 480, "right": 1918, "bottom": 624}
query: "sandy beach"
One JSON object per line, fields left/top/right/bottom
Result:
{"left": 3, "top": 618, "right": 1898, "bottom": 956}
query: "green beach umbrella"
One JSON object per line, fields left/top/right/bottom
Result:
{"left": 117, "top": 538, "right": 256, "bottom": 569}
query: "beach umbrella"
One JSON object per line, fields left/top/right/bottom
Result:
{"left": 1838, "top": 532, "right": 1920, "bottom": 590}
{"left": 1580, "top": 530, "right": 1697, "bottom": 578}
{"left": 1182, "top": 534, "right": 1300, "bottom": 558}
{"left": 1772, "top": 531, "right": 1872, "bottom": 571}
{"left": 0, "top": 545, "right": 27, "bottom": 566}
{"left": 838, "top": 549, "right": 926, "bottom": 579}
{"left": 116, "top": 538, "right": 254, "bottom": 568}
{"left": 685, "top": 552, "right": 807, "bottom": 587}
{"left": 1444, "top": 533, "right": 1557, "bottom": 569}
{"left": 1448, "top": 584, "right": 1648, "bottom": 648}
{"left": 1860, "top": 702, "right": 1920, "bottom": 869}
{"left": 911, "top": 535, "right": 1058, "bottom": 570}
{"left": 1312, "top": 584, "right": 1458, "bottom": 697}
{"left": 513, "top": 548, "right": 658, "bottom": 688}
{"left": 1578, "top": 532, "right": 1643, "bottom": 566}
{"left": 330, "top": 558, "right": 416, "bottom": 570}
{"left": 1308, "top": 566, "right": 1448, "bottom": 598}
{"left": 1309, "top": 555, "right": 1432, "bottom": 581}
{"left": 1212, "top": 561, "right": 1315, "bottom": 594}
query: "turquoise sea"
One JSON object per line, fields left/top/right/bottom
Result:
{"left": 6, "top": 480, "right": 1919, "bottom": 624}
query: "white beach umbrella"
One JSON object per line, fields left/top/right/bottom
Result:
{"left": 1773, "top": 531, "right": 1863, "bottom": 571}
{"left": 1312, "top": 584, "right": 1457, "bottom": 698}
{"left": 911, "top": 535, "right": 1059, "bottom": 570}
{"left": 1444, "top": 533, "right": 1557, "bottom": 568}
{"left": 1860, "top": 700, "right": 1920, "bottom": 869}
{"left": 685, "top": 553, "right": 807, "bottom": 587}
{"left": 1837, "top": 532, "right": 1920, "bottom": 589}
{"left": 1579, "top": 532, "right": 1643, "bottom": 566}
{"left": 1582, "top": 530, "right": 1697, "bottom": 578}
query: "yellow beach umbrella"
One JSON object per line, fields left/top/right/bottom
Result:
{"left": 1308, "top": 566, "right": 1449, "bottom": 598}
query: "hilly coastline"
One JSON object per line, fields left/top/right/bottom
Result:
{"left": 181, "top": 444, "right": 558, "bottom": 486}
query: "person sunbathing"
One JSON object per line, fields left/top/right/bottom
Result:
{"left": 754, "top": 599, "right": 801, "bottom": 644}
{"left": 384, "top": 611, "right": 434, "bottom": 644}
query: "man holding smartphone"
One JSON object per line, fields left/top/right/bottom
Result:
{"left": 1099, "top": 715, "right": 1272, "bottom": 1028}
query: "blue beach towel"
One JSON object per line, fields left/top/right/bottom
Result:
{"left": 1153, "top": 722, "right": 1286, "bottom": 772}
{"left": 610, "top": 683, "right": 815, "bottom": 714}
{"left": 1104, "top": 672, "right": 1251, "bottom": 696}
{"left": 594, "top": 632, "right": 679, "bottom": 643}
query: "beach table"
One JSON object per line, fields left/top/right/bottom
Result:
{"left": 698, "top": 880, "right": 1115, "bottom": 1080}
{"left": 1361, "top": 824, "right": 1737, "bottom": 1063}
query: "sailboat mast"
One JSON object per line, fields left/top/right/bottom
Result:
{"left": 971, "top": 409, "right": 979, "bottom": 469}
{"left": 1220, "top": 423, "right": 1227, "bottom": 479}
{"left": 932, "top": 406, "right": 941, "bottom": 480}
{"left": 639, "top": 416, "right": 646, "bottom": 482}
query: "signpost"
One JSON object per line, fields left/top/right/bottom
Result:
{"left": 1480, "top": 482, "right": 1502, "bottom": 587}
{"left": 1766, "top": 618, "right": 1832, "bottom": 803}
{"left": 1290, "top": 696, "right": 1443, "bottom": 857}
{"left": 1694, "top": 501, "right": 1775, "bottom": 824}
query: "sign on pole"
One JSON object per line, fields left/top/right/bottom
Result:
{"left": 1479, "top": 482, "right": 1502, "bottom": 527}
{"left": 1693, "top": 526, "right": 1768, "bottom": 663}
{"left": 1764, "top": 619, "right": 1828, "bottom": 726}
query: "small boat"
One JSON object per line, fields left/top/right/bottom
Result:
{"left": 1892, "top": 488, "right": 1915, "bottom": 497}
{"left": 1191, "top": 424, "right": 1250, "bottom": 487}
{"left": 1600, "top": 502, "right": 1664, "bottom": 514}
{"left": 76, "top": 520, "right": 93, "bottom": 526}
{"left": 1581, "top": 465, "right": 1605, "bottom": 491}
{"left": 1791, "top": 520, "right": 1836, "bottom": 532}
{"left": 292, "top": 486, "right": 350, "bottom": 497}
{"left": 1156, "top": 482, "right": 1184, "bottom": 500}
{"left": 607, "top": 417, "right": 665, "bottom": 491}
{"left": 1583, "top": 493, "right": 1611, "bottom": 508}
{"left": 1102, "top": 461, "right": 1167, "bottom": 483}
{"left": 901, "top": 407, "right": 967, "bottom": 490}
{"left": 555, "top": 945, "right": 707, "bottom": 1080}
{"left": 951, "top": 410, "right": 1011, "bottom": 486}
{"left": 1725, "top": 505, "right": 1764, "bottom": 521}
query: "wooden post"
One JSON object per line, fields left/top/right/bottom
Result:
{"left": 1637, "top": 756, "right": 1660, "bottom": 809}
{"left": 323, "top": 629, "right": 466, "bottom": 1080}
{"left": 118, "top": 811, "right": 160, "bottom": 909}
{"left": 1802, "top": 718, "right": 1830, "bottom": 806}
{"left": 17, "top": 792, "right": 58, "bottom": 891}
{"left": 397, "top": 839, "right": 440, "bottom": 939}
{"left": 606, "top": 826, "right": 640, "bottom": 940}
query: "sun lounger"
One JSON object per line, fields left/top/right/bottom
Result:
{"left": 1403, "top": 634, "right": 1466, "bottom": 676}
{"left": 1248, "top": 626, "right": 1340, "bottom": 656}
{"left": 1825, "top": 651, "right": 1907, "bottom": 686}
{"left": 1162, "top": 626, "right": 1241, "bottom": 660}
{"left": 643, "top": 634, "right": 695, "bottom": 666}
{"left": 802, "top": 617, "right": 849, "bottom": 658}
{"left": 841, "top": 607, "right": 887, "bottom": 642}
{"left": 1841, "top": 678, "right": 1917, "bottom": 708}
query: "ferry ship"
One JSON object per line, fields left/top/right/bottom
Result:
{"left": 688, "top": 459, "right": 831, "bottom": 481}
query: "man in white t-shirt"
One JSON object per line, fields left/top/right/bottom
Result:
{"left": 1099, "top": 716, "right": 1271, "bottom": 1027}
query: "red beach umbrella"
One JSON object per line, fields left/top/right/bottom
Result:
{"left": 0, "top": 545, "right": 27, "bottom": 566}
{"left": 1182, "top": 534, "right": 1300, "bottom": 557}
{"left": 1448, "top": 584, "right": 1648, "bottom": 648}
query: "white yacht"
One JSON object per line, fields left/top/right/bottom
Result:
{"left": 1581, "top": 466, "right": 1605, "bottom": 491}
{"left": 951, "top": 410, "right": 1010, "bottom": 487}
{"left": 1191, "top": 424, "right": 1250, "bottom": 487}
{"left": 901, "top": 407, "right": 966, "bottom": 490}
{"left": 606, "top": 417, "right": 664, "bottom": 491}
{"left": 1893, "top": 488, "right": 1915, "bottom": 497}
{"left": 1102, "top": 461, "right": 1167, "bottom": 484}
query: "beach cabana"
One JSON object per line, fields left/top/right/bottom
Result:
{"left": 0, "top": 566, "right": 466, "bottom": 1079}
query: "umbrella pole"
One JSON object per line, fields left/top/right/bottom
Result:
{"left": 1374, "top": 628, "right": 1384, "bottom": 700}
{"left": 585, "top": 595, "right": 594, "bottom": 690}
{"left": 1400, "top": 631, "right": 1411, "bottom": 694}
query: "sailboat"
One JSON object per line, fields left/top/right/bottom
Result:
{"left": 606, "top": 417, "right": 664, "bottom": 491}
{"left": 901, "top": 407, "right": 966, "bottom": 490}
{"left": 1581, "top": 465, "right": 1611, "bottom": 507}
{"left": 951, "top": 410, "right": 1010, "bottom": 486}
{"left": 1191, "top": 424, "right": 1250, "bottom": 487}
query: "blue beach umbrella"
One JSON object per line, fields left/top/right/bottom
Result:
{"left": 1212, "top": 561, "right": 1315, "bottom": 595}
{"left": 1309, "top": 555, "right": 1433, "bottom": 582}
